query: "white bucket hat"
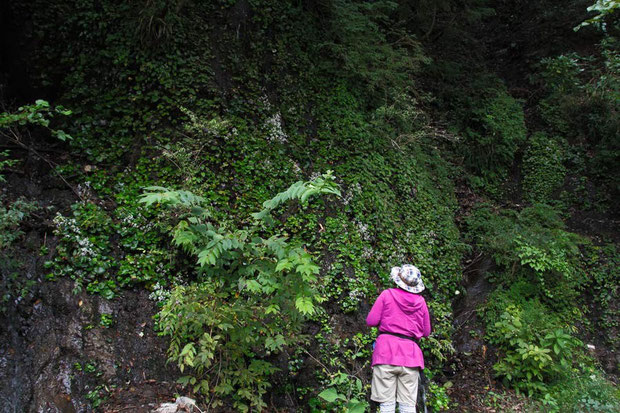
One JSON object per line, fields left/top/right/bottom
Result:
{"left": 391, "top": 264, "right": 425, "bottom": 293}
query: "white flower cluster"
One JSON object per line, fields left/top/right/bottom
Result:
{"left": 76, "top": 181, "right": 92, "bottom": 198}
{"left": 355, "top": 219, "right": 372, "bottom": 241}
{"left": 53, "top": 213, "right": 80, "bottom": 236}
{"left": 119, "top": 212, "right": 136, "bottom": 227}
{"left": 148, "top": 282, "right": 171, "bottom": 303}
{"left": 348, "top": 288, "right": 365, "bottom": 300}
{"left": 53, "top": 213, "right": 97, "bottom": 257}
{"left": 259, "top": 94, "right": 272, "bottom": 111}
{"left": 342, "top": 192, "right": 353, "bottom": 206}
{"left": 309, "top": 171, "right": 321, "bottom": 181}
{"left": 76, "top": 236, "right": 97, "bottom": 257}
{"left": 264, "top": 112, "right": 288, "bottom": 143}
{"left": 361, "top": 246, "right": 374, "bottom": 259}
{"left": 118, "top": 209, "right": 155, "bottom": 232}
{"left": 341, "top": 182, "right": 362, "bottom": 206}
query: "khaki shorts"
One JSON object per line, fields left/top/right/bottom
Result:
{"left": 371, "top": 364, "right": 419, "bottom": 404}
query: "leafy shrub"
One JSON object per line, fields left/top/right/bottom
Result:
{"left": 535, "top": 40, "right": 620, "bottom": 207}
{"left": 0, "top": 151, "right": 18, "bottom": 184}
{"left": 421, "top": 301, "right": 456, "bottom": 363}
{"left": 522, "top": 132, "right": 567, "bottom": 204}
{"left": 148, "top": 173, "right": 341, "bottom": 411}
{"left": 0, "top": 99, "right": 72, "bottom": 142}
{"left": 427, "top": 381, "right": 451, "bottom": 411}
{"left": 307, "top": 322, "right": 373, "bottom": 412}
{"left": 466, "top": 204, "right": 582, "bottom": 308}
{"left": 486, "top": 303, "right": 580, "bottom": 396}
{"left": 159, "top": 283, "right": 281, "bottom": 411}
{"left": 434, "top": 70, "right": 527, "bottom": 193}
{"left": 0, "top": 102, "right": 65, "bottom": 312}
{"left": 537, "top": 54, "right": 585, "bottom": 97}
{"left": 321, "top": 0, "right": 429, "bottom": 101}
{"left": 480, "top": 268, "right": 620, "bottom": 409}
{"left": 575, "top": 0, "right": 620, "bottom": 31}
{"left": 0, "top": 196, "right": 37, "bottom": 250}
{"left": 461, "top": 90, "right": 527, "bottom": 183}
{"left": 549, "top": 368, "right": 620, "bottom": 412}
{"left": 0, "top": 99, "right": 70, "bottom": 249}
{"left": 314, "top": 372, "right": 368, "bottom": 413}
{"left": 47, "top": 202, "right": 119, "bottom": 298}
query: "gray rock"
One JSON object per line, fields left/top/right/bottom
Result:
{"left": 154, "top": 402, "right": 178, "bottom": 413}
{"left": 176, "top": 396, "right": 197, "bottom": 410}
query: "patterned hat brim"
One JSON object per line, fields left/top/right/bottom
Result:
{"left": 392, "top": 272, "right": 425, "bottom": 293}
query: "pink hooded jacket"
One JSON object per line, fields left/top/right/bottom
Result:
{"left": 366, "top": 288, "right": 431, "bottom": 369}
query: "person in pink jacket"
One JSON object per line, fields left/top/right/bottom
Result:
{"left": 366, "top": 264, "right": 431, "bottom": 413}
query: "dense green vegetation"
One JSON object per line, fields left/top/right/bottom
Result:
{"left": 1, "top": 0, "right": 618, "bottom": 411}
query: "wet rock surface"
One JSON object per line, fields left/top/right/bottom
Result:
{"left": 0, "top": 276, "right": 178, "bottom": 412}
{"left": 452, "top": 256, "right": 494, "bottom": 355}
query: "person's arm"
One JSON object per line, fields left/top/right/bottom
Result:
{"left": 366, "top": 291, "right": 385, "bottom": 327}
{"left": 421, "top": 299, "right": 431, "bottom": 337}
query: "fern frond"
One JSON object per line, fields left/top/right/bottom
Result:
{"left": 253, "top": 171, "right": 341, "bottom": 224}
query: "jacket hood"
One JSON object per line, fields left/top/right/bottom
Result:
{"left": 388, "top": 288, "right": 425, "bottom": 315}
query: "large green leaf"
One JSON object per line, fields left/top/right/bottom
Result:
{"left": 318, "top": 387, "right": 345, "bottom": 403}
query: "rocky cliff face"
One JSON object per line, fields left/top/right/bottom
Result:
{"left": 1, "top": 273, "right": 176, "bottom": 412}
{"left": 0, "top": 171, "right": 177, "bottom": 412}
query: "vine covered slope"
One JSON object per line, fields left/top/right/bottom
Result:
{"left": 0, "top": 0, "right": 618, "bottom": 412}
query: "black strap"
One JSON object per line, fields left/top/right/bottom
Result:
{"left": 377, "top": 331, "right": 420, "bottom": 345}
